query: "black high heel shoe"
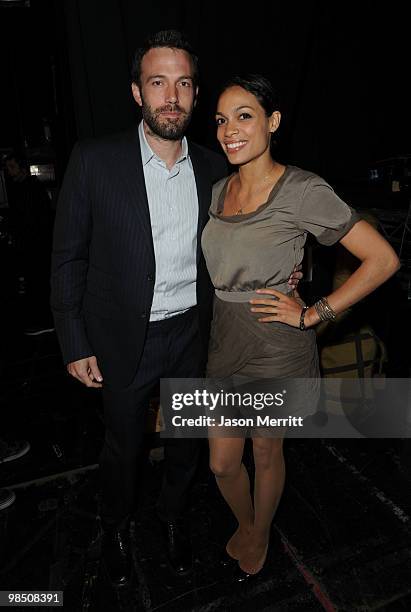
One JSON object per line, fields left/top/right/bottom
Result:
{"left": 232, "top": 550, "right": 268, "bottom": 583}
{"left": 233, "top": 539, "right": 269, "bottom": 583}
{"left": 232, "top": 564, "right": 259, "bottom": 583}
{"left": 219, "top": 548, "right": 237, "bottom": 568}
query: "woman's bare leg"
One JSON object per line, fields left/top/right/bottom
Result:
{"left": 239, "top": 436, "right": 285, "bottom": 574}
{"left": 209, "top": 436, "right": 254, "bottom": 559}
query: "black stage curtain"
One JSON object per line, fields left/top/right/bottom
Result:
{"left": 60, "top": 0, "right": 411, "bottom": 181}
{"left": 1, "top": 0, "right": 410, "bottom": 182}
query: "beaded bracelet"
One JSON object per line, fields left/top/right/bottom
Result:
{"left": 299, "top": 305, "right": 310, "bottom": 330}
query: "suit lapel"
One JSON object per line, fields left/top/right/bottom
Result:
{"left": 189, "top": 142, "right": 211, "bottom": 264}
{"left": 114, "top": 127, "right": 155, "bottom": 262}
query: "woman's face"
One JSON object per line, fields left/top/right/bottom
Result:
{"left": 215, "top": 85, "right": 280, "bottom": 165}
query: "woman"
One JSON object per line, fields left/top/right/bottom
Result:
{"left": 201, "top": 75, "right": 399, "bottom": 581}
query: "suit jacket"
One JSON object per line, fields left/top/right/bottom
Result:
{"left": 50, "top": 126, "right": 228, "bottom": 388}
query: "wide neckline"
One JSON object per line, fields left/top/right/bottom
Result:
{"left": 213, "top": 165, "right": 290, "bottom": 223}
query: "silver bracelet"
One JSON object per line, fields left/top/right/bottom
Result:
{"left": 314, "top": 297, "right": 337, "bottom": 322}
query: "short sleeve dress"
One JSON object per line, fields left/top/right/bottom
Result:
{"left": 201, "top": 165, "right": 360, "bottom": 415}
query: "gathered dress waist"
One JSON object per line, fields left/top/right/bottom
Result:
{"left": 215, "top": 283, "right": 291, "bottom": 303}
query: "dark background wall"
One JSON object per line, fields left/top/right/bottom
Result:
{"left": 0, "top": 0, "right": 409, "bottom": 183}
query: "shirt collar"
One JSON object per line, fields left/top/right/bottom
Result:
{"left": 138, "top": 120, "right": 188, "bottom": 166}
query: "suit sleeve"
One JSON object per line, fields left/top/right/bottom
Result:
{"left": 50, "top": 142, "right": 93, "bottom": 364}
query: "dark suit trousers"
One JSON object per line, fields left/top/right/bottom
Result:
{"left": 100, "top": 307, "right": 202, "bottom": 526}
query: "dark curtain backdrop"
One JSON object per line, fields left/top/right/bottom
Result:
{"left": 1, "top": 0, "right": 409, "bottom": 182}
{"left": 61, "top": 0, "right": 411, "bottom": 180}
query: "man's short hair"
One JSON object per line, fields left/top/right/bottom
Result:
{"left": 131, "top": 29, "right": 199, "bottom": 88}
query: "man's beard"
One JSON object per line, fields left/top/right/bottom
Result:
{"left": 141, "top": 99, "right": 193, "bottom": 141}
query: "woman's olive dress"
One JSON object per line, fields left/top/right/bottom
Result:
{"left": 201, "top": 165, "right": 360, "bottom": 422}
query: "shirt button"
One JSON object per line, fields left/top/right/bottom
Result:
{"left": 147, "top": 274, "right": 154, "bottom": 282}
{"left": 140, "top": 312, "right": 147, "bottom": 319}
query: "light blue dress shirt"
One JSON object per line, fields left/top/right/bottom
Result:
{"left": 138, "top": 120, "right": 199, "bottom": 321}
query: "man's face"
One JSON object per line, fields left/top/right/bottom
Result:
{"left": 132, "top": 47, "right": 198, "bottom": 141}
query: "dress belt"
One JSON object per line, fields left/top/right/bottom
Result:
{"left": 215, "top": 284, "right": 291, "bottom": 303}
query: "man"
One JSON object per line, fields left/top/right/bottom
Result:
{"left": 51, "top": 30, "right": 299, "bottom": 586}
{"left": 51, "top": 30, "right": 227, "bottom": 586}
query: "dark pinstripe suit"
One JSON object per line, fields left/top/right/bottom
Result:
{"left": 51, "top": 125, "right": 227, "bottom": 524}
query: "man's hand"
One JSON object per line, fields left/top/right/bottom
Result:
{"left": 67, "top": 356, "right": 103, "bottom": 388}
{"left": 288, "top": 263, "right": 303, "bottom": 290}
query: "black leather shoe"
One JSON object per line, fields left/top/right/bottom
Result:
{"left": 102, "top": 524, "right": 132, "bottom": 587}
{"left": 161, "top": 520, "right": 193, "bottom": 575}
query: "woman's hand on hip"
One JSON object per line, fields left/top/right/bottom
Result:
{"left": 249, "top": 288, "right": 306, "bottom": 328}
